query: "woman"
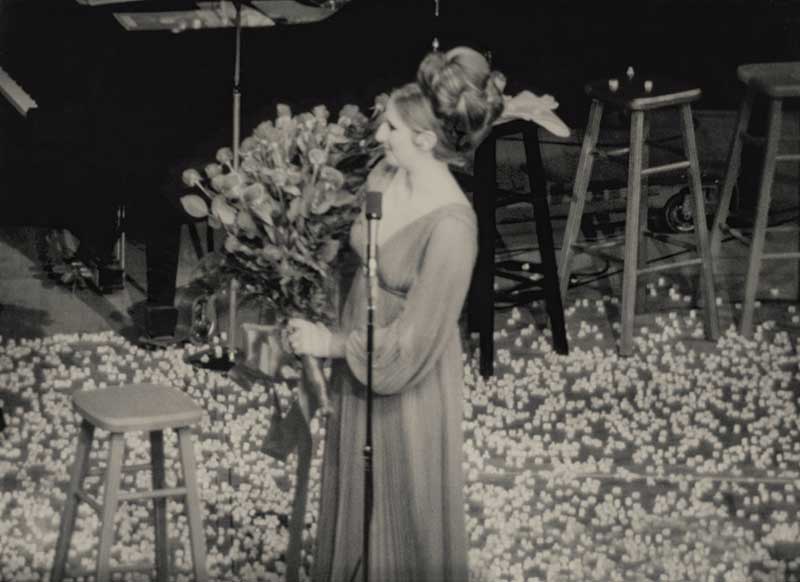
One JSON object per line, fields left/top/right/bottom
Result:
{"left": 288, "top": 46, "right": 505, "bottom": 582}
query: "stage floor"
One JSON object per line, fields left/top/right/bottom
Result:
{"left": 1, "top": 135, "right": 800, "bottom": 580}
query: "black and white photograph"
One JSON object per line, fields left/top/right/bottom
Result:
{"left": 1, "top": 1, "right": 800, "bottom": 580}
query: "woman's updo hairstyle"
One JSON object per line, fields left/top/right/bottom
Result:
{"left": 393, "top": 46, "right": 505, "bottom": 165}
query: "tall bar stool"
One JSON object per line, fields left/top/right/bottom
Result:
{"left": 710, "top": 62, "right": 800, "bottom": 337}
{"left": 559, "top": 74, "right": 720, "bottom": 356}
{"left": 467, "top": 119, "right": 569, "bottom": 378}
{"left": 51, "top": 384, "right": 208, "bottom": 582}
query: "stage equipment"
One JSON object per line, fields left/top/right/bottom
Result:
{"left": 362, "top": 189, "right": 382, "bottom": 582}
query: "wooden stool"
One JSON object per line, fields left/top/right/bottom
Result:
{"left": 710, "top": 62, "right": 800, "bottom": 337}
{"left": 559, "top": 75, "right": 720, "bottom": 356}
{"left": 467, "top": 119, "right": 569, "bottom": 378}
{"left": 51, "top": 384, "right": 208, "bottom": 582}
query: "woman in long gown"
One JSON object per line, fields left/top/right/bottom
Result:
{"left": 288, "top": 46, "right": 505, "bottom": 582}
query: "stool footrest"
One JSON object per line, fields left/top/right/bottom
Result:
{"left": 741, "top": 131, "right": 767, "bottom": 146}
{"left": 496, "top": 288, "right": 547, "bottom": 307}
{"left": 573, "top": 238, "right": 625, "bottom": 251}
{"left": 119, "top": 486, "right": 188, "bottom": 502}
{"left": 496, "top": 259, "right": 545, "bottom": 274}
{"left": 645, "top": 232, "right": 699, "bottom": 252}
{"left": 762, "top": 251, "right": 800, "bottom": 261}
{"left": 638, "top": 257, "right": 703, "bottom": 276}
{"left": 574, "top": 247, "right": 625, "bottom": 266}
{"left": 740, "top": 132, "right": 800, "bottom": 147}
{"left": 723, "top": 227, "right": 752, "bottom": 246}
{"left": 75, "top": 490, "right": 102, "bottom": 515}
{"left": 87, "top": 462, "right": 151, "bottom": 477}
{"left": 776, "top": 153, "right": 800, "bottom": 162}
{"left": 593, "top": 145, "right": 631, "bottom": 158}
{"left": 641, "top": 160, "right": 691, "bottom": 177}
{"left": 496, "top": 271, "right": 545, "bottom": 286}
{"left": 723, "top": 224, "right": 800, "bottom": 240}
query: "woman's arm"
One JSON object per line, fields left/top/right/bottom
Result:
{"left": 343, "top": 214, "right": 476, "bottom": 395}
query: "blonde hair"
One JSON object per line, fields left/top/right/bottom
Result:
{"left": 390, "top": 46, "right": 505, "bottom": 165}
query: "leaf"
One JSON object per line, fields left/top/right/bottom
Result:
{"left": 242, "top": 183, "right": 267, "bottom": 205}
{"left": 237, "top": 211, "right": 259, "bottom": 238}
{"left": 180, "top": 194, "right": 209, "bottom": 218}
{"left": 287, "top": 197, "right": 302, "bottom": 222}
{"left": 211, "top": 173, "right": 227, "bottom": 193}
{"left": 224, "top": 234, "right": 241, "bottom": 253}
{"left": 311, "top": 196, "right": 332, "bottom": 215}
{"left": 283, "top": 185, "right": 302, "bottom": 198}
{"left": 290, "top": 248, "right": 326, "bottom": 275}
{"left": 250, "top": 200, "right": 274, "bottom": 226}
{"left": 319, "top": 239, "right": 340, "bottom": 263}
{"left": 211, "top": 195, "right": 237, "bottom": 227}
{"left": 329, "top": 189, "right": 356, "bottom": 208}
{"left": 260, "top": 244, "right": 283, "bottom": 262}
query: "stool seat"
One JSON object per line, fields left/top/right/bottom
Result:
{"left": 585, "top": 77, "right": 701, "bottom": 111}
{"left": 738, "top": 62, "right": 800, "bottom": 98}
{"left": 72, "top": 384, "right": 202, "bottom": 433}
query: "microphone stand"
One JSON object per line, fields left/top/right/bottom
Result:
{"left": 232, "top": 0, "right": 242, "bottom": 171}
{"left": 227, "top": 0, "right": 242, "bottom": 361}
{"left": 363, "top": 191, "right": 382, "bottom": 582}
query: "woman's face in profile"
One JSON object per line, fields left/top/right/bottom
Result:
{"left": 375, "top": 99, "right": 420, "bottom": 170}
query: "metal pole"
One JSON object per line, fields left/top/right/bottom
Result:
{"left": 232, "top": 0, "right": 242, "bottom": 171}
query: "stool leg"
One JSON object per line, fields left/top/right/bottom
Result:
{"left": 560, "top": 99, "right": 604, "bottom": 303}
{"left": 286, "top": 429, "right": 313, "bottom": 582}
{"left": 742, "top": 98, "right": 783, "bottom": 337}
{"left": 150, "top": 430, "right": 169, "bottom": 582}
{"left": 51, "top": 420, "right": 95, "bottom": 582}
{"left": 711, "top": 88, "right": 755, "bottom": 258}
{"left": 681, "top": 104, "right": 720, "bottom": 340}
{"left": 177, "top": 427, "right": 208, "bottom": 582}
{"left": 636, "top": 115, "right": 652, "bottom": 313}
{"left": 621, "top": 111, "right": 646, "bottom": 356}
{"left": 523, "top": 126, "right": 568, "bottom": 355}
{"left": 96, "top": 433, "right": 125, "bottom": 582}
{"left": 469, "top": 136, "right": 498, "bottom": 377}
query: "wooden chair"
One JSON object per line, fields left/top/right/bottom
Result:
{"left": 559, "top": 75, "right": 720, "bottom": 356}
{"left": 51, "top": 384, "right": 208, "bottom": 582}
{"left": 710, "top": 62, "right": 800, "bottom": 337}
{"left": 467, "top": 119, "right": 569, "bottom": 378}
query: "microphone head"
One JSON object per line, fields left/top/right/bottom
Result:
{"left": 366, "top": 190, "right": 383, "bottom": 219}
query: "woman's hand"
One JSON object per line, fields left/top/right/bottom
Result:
{"left": 287, "top": 318, "right": 333, "bottom": 358}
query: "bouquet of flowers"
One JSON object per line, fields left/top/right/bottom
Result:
{"left": 180, "top": 98, "right": 386, "bottom": 326}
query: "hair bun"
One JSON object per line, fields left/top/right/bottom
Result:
{"left": 416, "top": 46, "right": 505, "bottom": 156}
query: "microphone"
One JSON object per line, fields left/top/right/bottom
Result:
{"left": 365, "top": 191, "right": 382, "bottom": 281}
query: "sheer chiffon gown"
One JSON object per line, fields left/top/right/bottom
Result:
{"left": 312, "top": 202, "right": 477, "bottom": 582}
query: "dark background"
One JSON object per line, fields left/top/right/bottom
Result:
{"left": 1, "top": 0, "right": 799, "bottom": 229}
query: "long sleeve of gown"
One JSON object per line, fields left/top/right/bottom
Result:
{"left": 343, "top": 214, "right": 477, "bottom": 395}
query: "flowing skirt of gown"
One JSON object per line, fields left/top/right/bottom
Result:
{"left": 311, "top": 204, "right": 477, "bottom": 582}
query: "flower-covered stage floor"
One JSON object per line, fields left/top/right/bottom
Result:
{"left": 2, "top": 298, "right": 800, "bottom": 582}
